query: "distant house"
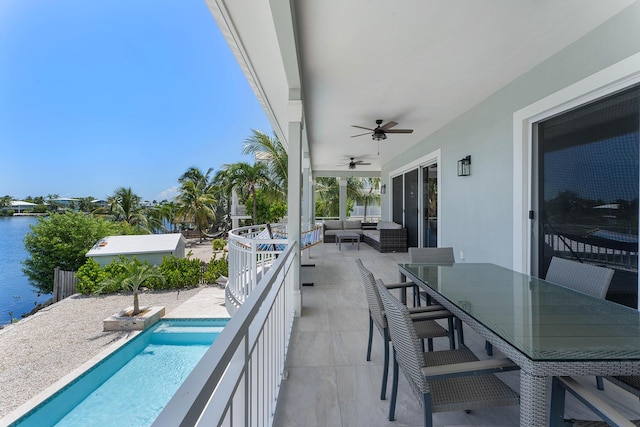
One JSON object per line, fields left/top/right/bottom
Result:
{"left": 52, "top": 198, "right": 79, "bottom": 210}
{"left": 10, "top": 200, "right": 38, "bottom": 213}
{"left": 86, "top": 234, "right": 187, "bottom": 267}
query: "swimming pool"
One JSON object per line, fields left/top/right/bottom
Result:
{"left": 10, "top": 318, "right": 228, "bottom": 427}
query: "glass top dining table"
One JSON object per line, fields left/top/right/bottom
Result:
{"left": 398, "top": 262, "right": 640, "bottom": 426}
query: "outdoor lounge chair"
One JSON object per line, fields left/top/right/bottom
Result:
{"left": 550, "top": 376, "right": 640, "bottom": 427}
{"left": 546, "top": 256, "right": 615, "bottom": 390}
{"left": 374, "top": 277, "right": 520, "bottom": 426}
{"left": 356, "top": 259, "right": 454, "bottom": 400}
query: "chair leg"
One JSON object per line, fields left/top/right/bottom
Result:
{"left": 381, "top": 328, "right": 389, "bottom": 400}
{"left": 423, "top": 393, "right": 433, "bottom": 427}
{"left": 367, "top": 314, "right": 373, "bottom": 362}
{"left": 549, "top": 377, "right": 567, "bottom": 427}
{"left": 455, "top": 318, "right": 466, "bottom": 348}
{"left": 485, "top": 340, "right": 493, "bottom": 356}
{"left": 447, "top": 317, "right": 455, "bottom": 350}
{"left": 596, "top": 376, "right": 605, "bottom": 391}
{"left": 414, "top": 285, "right": 421, "bottom": 307}
{"left": 389, "top": 349, "right": 399, "bottom": 421}
{"left": 427, "top": 338, "right": 433, "bottom": 352}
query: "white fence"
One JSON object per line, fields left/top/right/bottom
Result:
{"left": 152, "top": 243, "right": 297, "bottom": 427}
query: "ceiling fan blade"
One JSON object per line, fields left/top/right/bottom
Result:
{"left": 352, "top": 125, "right": 374, "bottom": 131}
{"left": 385, "top": 129, "right": 413, "bottom": 134}
{"left": 357, "top": 162, "right": 372, "bottom": 165}
{"left": 350, "top": 132, "right": 371, "bottom": 138}
{"left": 380, "top": 121, "right": 398, "bottom": 131}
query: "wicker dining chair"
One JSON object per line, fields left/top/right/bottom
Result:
{"left": 545, "top": 256, "right": 614, "bottom": 300}
{"left": 550, "top": 376, "right": 640, "bottom": 427}
{"left": 408, "top": 247, "right": 467, "bottom": 348}
{"left": 546, "top": 256, "right": 615, "bottom": 390}
{"left": 356, "top": 259, "right": 454, "bottom": 400}
{"left": 374, "top": 277, "right": 520, "bottom": 427}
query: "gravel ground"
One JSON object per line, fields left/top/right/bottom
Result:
{"left": 0, "top": 287, "right": 204, "bottom": 419}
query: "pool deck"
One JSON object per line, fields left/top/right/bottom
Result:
{"left": 165, "top": 286, "right": 229, "bottom": 319}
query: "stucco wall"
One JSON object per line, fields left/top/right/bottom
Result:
{"left": 381, "top": 3, "right": 640, "bottom": 268}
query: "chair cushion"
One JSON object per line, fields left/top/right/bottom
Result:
{"left": 344, "top": 220, "right": 362, "bottom": 229}
{"left": 324, "top": 220, "right": 343, "bottom": 230}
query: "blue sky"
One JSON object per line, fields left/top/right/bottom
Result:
{"left": 0, "top": 0, "right": 272, "bottom": 202}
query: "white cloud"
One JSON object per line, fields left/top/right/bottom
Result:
{"left": 155, "top": 186, "right": 180, "bottom": 202}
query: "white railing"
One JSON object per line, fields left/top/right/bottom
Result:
{"left": 225, "top": 223, "right": 323, "bottom": 314}
{"left": 226, "top": 224, "right": 287, "bottom": 314}
{"left": 152, "top": 243, "right": 296, "bottom": 427}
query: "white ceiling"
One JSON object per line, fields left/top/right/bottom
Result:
{"left": 208, "top": 0, "right": 636, "bottom": 173}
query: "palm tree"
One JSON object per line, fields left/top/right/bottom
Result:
{"left": 222, "top": 162, "right": 271, "bottom": 224}
{"left": 159, "top": 201, "right": 180, "bottom": 233}
{"left": 357, "top": 177, "right": 381, "bottom": 221}
{"left": 98, "top": 259, "right": 164, "bottom": 315}
{"left": 108, "top": 187, "right": 150, "bottom": 230}
{"left": 176, "top": 167, "right": 217, "bottom": 239}
{"left": 315, "top": 177, "right": 364, "bottom": 218}
{"left": 242, "top": 130, "right": 288, "bottom": 200}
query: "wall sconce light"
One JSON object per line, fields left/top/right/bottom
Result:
{"left": 457, "top": 155, "right": 471, "bottom": 176}
{"left": 380, "top": 184, "right": 386, "bottom": 194}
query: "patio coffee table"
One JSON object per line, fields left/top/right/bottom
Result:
{"left": 334, "top": 231, "right": 360, "bottom": 250}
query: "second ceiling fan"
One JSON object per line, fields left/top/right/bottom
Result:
{"left": 351, "top": 119, "right": 413, "bottom": 141}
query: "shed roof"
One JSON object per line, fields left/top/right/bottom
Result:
{"left": 86, "top": 234, "right": 185, "bottom": 257}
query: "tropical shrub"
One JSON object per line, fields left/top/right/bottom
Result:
{"left": 75, "top": 258, "right": 110, "bottom": 294}
{"left": 212, "top": 238, "right": 226, "bottom": 251}
{"left": 23, "top": 211, "right": 119, "bottom": 293}
{"left": 158, "top": 256, "right": 202, "bottom": 289}
{"left": 204, "top": 257, "right": 229, "bottom": 284}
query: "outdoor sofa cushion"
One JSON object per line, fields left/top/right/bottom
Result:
{"left": 344, "top": 220, "right": 362, "bottom": 229}
{"left": 324, "top": 220, "right": 343, "bottom": 230}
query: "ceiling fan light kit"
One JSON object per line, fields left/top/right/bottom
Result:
{"left": 372, "top": 131, "right": 387, "bottom": 141}
{"left": 351, "top": 119, "right": 413, "bottom": 142}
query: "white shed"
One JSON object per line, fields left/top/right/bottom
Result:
{"left": 86, "top": 234, "right": 187, "bottom": 267}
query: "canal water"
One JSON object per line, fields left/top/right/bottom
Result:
{"left": 0, "top": 216, "right": 52, "bottom": 326}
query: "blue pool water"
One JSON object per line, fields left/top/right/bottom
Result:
{"left": 12, "top": 319, "right": 228, "bottom": 427}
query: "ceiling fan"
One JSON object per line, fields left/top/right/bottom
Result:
{"left": 351, "top": 119, "right": 414, "bottom": 141}
{"left": 341, "top": 157, "right": 372, "bottom": 169}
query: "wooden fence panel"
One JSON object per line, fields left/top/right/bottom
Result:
{"left": 53, "top": 267, "right": 78, "bottom": 302}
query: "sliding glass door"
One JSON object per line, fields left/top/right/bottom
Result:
{"left": 391, "top": 161, "right": 438, "bottom": 248}
{"left": 533, "top": 85, "right": 640, "bottom": 308}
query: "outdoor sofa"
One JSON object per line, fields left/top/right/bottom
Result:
{"left": 322, "top": 220, "right": 407, "bottom": 253}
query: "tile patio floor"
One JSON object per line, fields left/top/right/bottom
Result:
{"left": 272, "top": 242, "right": 640, "bottom": 427}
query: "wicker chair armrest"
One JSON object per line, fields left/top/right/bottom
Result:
{"left": 408, "top": 305, "right": 446, "bottom": 313}
{"left": 410, "top": 310, "right": 452, "bottom": 321}
{"left": 551, "top": 376, "right": 637, "bottom": 427}
{"left": 384, "top": 281, "right": 416, "bottom": 289}
{"left": 421, "top": 358, "right": 519, "bottom": 381}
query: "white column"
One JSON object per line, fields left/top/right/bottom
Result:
{"left": 287, "top": 99, "right": 303, "bottom": 317}
{"left": 302, "top": 154, "right": 311, "bottom": 263}
{"left": 339, "top": 177, "right": 347, "bottom": 221}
